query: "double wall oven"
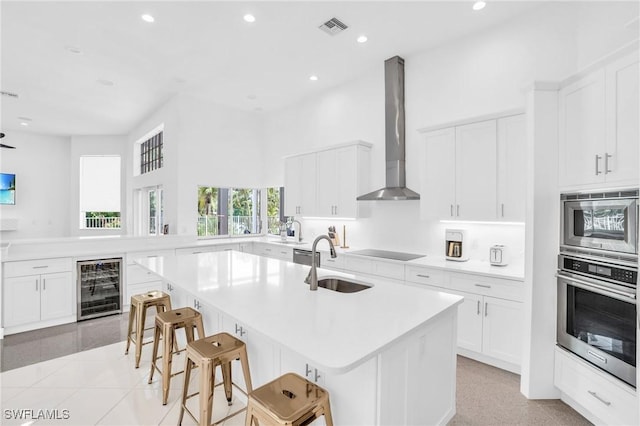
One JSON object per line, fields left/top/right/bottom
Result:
{"left": 557, "top": 189, "right": 638, "bottom": 387}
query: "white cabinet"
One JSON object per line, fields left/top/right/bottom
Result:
{"left": 422, "top": 119, "right": 506, "bottom": 221}
{"left": 342, "top": 256, "right": 405, "bottom": 280}
{"left": 222, "top": 315, "right": 278, "bottom": 390}
{"left": 555, "top": 347, "right": 638, "bottom": 426}
{"left": 559, "top": 51, "right": 638, "bottom": 189}
{"left": 284, "top": 142, "right": 371, "bottom": 219}
{"left": 174, "top": 243, "right": 238, "bottom": 256}
{"left": 3, "top": 258, "right": 74, "bottom": 333}
{"left": 497, "top": 114, "right": 526, "bottom": 221}
{"left": 124, "top": 264, "right": 163, "bottom": 310}
{"left": 252, "top": 243, "right": 292, "bottom": 261}
{"left": 284, "top": 153, "right": 317, "bottom": 217}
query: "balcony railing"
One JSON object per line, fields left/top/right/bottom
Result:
{"left": 198, "top": 215, "right": 266, "bottom": 237}
{"left": 84, "top": 216, "right": 121, "bottom": 229}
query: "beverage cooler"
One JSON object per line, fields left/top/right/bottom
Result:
{"left": 77, "top": 258, "right": 122, "bottom": 320}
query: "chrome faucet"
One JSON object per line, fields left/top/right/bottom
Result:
{"left": 292, "top": 220, "right": 302, "bottom": 242}
{"left": 304, "top": 235, "right": 337, "bottom": 291}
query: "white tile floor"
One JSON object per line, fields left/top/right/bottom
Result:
{"left": 0, "top": 341, "right": 247, "bottom": 426}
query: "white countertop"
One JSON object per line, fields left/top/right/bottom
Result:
{"left": 135, "top": 250, "right": 463, "bottom": 374}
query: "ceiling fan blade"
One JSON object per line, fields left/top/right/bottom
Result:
{"left": 0, "top": 143, "right": 16, "bottom": 149}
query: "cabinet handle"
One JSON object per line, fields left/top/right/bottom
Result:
{"left": 588, "top": 390, "right": 611, "bottom": 406}
{"left": 305, "top": 363, "right": 313, "bottom": 378}
{"left": 595, "top": 154, "right": 602, "bottom": 175}
{"left": 32, "top": 265, "right": 49, "bottom": 269}
{"left": 36, "top": 279, "right": 39, "bottom": 291}
{"left": 314, "top": 368, "right": 321, "bottom": 383}
{"left": 450, "top": 205, "right": 454, "bottom": 217}
{"left": 484, "top": 302, "right": 488, "bottom": 317}
{"left": 416, "top": 274, "right": 430, "bottom": 279}
{"left": 456, "top": 205, "right": 460, "bottom": 217}
{"left": 43, "top": 279, "right": 46, "bottom": 290}
{"left": 477, "top": 300, "right": 480, "bottom": 315}
{"left": 474, "top": 284, "right": 491, "bottom": 289}
{"left": 265, "top": 248, "right": 271, "bottom": 252}
{"left": 501, "top": 203, "right": 505, "bottom": 218}
{"left": 605, "top": 153, "right": 612, "bottom": 174}
{"left": 334, "top": 206, "right": 338, "bottom": 215}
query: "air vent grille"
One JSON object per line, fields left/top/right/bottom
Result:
{"left": 319, "top": 17, "right": 348, "bottom": 36}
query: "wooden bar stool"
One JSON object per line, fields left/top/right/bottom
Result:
{"left": 125, "top": 290, "right": 173, "bottom": 368}
{"left": 178, "top": 332, "right": 253, "bottom": 426}
{"left": 245, "top": 372, "right": 334, "bottom": 426}
{"left": 149, "top": 307, "right": 205, "bottom": 405}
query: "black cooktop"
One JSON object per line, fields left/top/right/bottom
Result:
{"left": 349, "top": 249, "right": 425, "bottom": 261}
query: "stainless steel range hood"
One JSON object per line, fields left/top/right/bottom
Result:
{"left": 357, "top": 56, "right": 420, "bottom": 201}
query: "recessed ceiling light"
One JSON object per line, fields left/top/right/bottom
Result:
{"left": 357, "top": 35, "right": 368, "bottom": 43}
{"left": 309, "top": 75, "right": 319, "bottom": 81}
{"left": 65, "top": 45, "right": 83, "bottom": 54}
{"left": 243, "top": 14, "right": 256, "bottom": 23}
{"left": 97, "top": 79, "right": 114, "bottom": 86}
{"left": 19, "top": 122, "right": 29, "bottom": 126}
{"left": 473, "top": 1, "right": 486, "bottom": 11}
{"left": 141, "top": 14, "right": 155, "bottom": 23}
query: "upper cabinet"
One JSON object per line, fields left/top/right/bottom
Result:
{"left": 284, "top": 141, "right": 371, "bottom": 219}
{"left": 559, "top": 51, "right": 638, "bottom": 190}
{"left": 421, "top": 113, "right": 525, "bottom": 222}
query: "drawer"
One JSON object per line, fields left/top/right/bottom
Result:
{"left": 320, "top": 253, "right": 344, "bottom": 270}
{"left": 449, "top": 272, "right": 523, "bottom": 302}
{"left": 343, "top": 256, "right": 373, "bottom": 274}
{"left": 126, "top": 264, "right": 160, "bottom": 284}
{"left": 372, "top": 261, "right": 405, "bottom": 280}
{"left": 555, "top": 347, "right": 637, "bottom": 426}
{"left": 4, "top": 257, "right": 72, "bottom": 278}
{"left": 126, "top": 249, "right": 174, "bottom": 265}
{"left": 405, "top": 265, "right": 447, "bottom": 287}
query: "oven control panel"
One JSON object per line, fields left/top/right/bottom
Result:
{"left": 562, "top": 257, "right": 637, "bottom": 285}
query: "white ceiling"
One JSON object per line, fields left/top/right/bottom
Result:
{"left": 1, "top": 1, "right": 544, "bottom": 137}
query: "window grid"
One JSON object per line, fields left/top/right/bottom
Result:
{"left": 140, "top": 132, "right": 163, "bottom": 175}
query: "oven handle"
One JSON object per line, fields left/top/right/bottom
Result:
{"left": 557, "top": 272, "right": 636, "bottom": 303}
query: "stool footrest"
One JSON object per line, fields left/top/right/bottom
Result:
{"left": 181, "top": 401, "right": 247, "bottom": 426}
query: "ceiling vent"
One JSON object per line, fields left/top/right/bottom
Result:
{"left": 319, "top": 17, "right": 348, "bottom": 36}
{"left": 1, "top": 91, "right": 19, "bottom": 99}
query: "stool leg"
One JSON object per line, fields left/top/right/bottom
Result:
{"left": 239, "top": 349, "right": 253, "bottom": 394}
{"left": 125, "top": 303, "right": 136, "bottom": 355}
{"left": 148, "top": 323, "right": 161, "bottom": 384}
{"left": 221, "top": 362, "right": 232, "bottom": 405}
{"left": 200, "top": 360, "right": 214, "bottom": 426}
{"left": 323, "top": 398, "right": 334, "bottom": 426}
{"left": 244, "top": 404, "right": 254, "bottom": 426}
{"left": 161, "top": 322, "right": 174, "bottom": 405}
{"left": 178, "top": 355, "right": 192, "bottom": 426}
{"left": 195, "top": 315, "right": 205, "bottom": 340}
{"left": 135, "top": 304, "right": 147, "bottom": 368}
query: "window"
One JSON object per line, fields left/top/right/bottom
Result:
{"left": 267, "top": 187, "right": 286, "bottom": 235}
{"left": 133, "top": 186, "right": 164, "bottom": 236}
{"left": 140, "top": 131, "right": 163, "bottom": 175}
{"left": 198, "top": 187, "right": 262, "bottom": 237}
{"left": 79, "top": 156, "right": 121, "bottom": 229}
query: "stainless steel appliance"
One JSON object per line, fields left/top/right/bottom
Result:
{"left": 292, "top": 249, "right": 319, "bottom": 267}
{"left": 77, "top": 257, "right": 123, "bottom": 320}
{"left": 557, "top": 252, "right": 637, "bottom": 387}
{"left": 561, "top": 189, "right": 638, "bottom": 259}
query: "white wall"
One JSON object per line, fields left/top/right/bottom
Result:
{"left": 0, "top": 131, "right": 71, "bottom": 239}
{"left": 69, "top": 135, "right": 126, "bottom": 237}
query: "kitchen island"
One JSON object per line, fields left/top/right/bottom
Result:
{"left": 135, "top": 250, "right": 463, "bottom": 425}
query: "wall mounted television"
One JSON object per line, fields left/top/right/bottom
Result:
{"left": 0, "top": 173, "right": 16, "bottom": 205}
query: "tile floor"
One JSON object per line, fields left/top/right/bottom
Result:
{"left": 0, "top": 315, "right": 592, "bottom": 425}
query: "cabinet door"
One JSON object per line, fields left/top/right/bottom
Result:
{"left": 445, "top": 289, "right": 483, "bottom": 353}
{"left": 455, "top": 120, "right": 497, "bottom": 221}
{"left": 316, "top": 149, "right": 338, "bottom": 217}
{"left": 422, "top": 128, "right": 456, "bottom": 220}
{"left": 4, "top": 275, "right": 41, "bottom": 327}
{"left": 285, "top": 154, "right": 317, "bottom": 217}
{"left": 334, "top": 146, "right": 358, "bottom": 218}
{"left": 40, "top": 272, "right": 73, "bottom": 321}
{"left": 497, "top": 114, "right": 526, "bottom": 222}
{"left": 605, "top": 52, "right": 639, "bottom": 185}
{"left": 482, "top": 296, "right": 523, "bottom": 366}
{"left": 559, "top": 69, "right": 606, "bottom": 187}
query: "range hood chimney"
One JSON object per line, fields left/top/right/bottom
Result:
{"left": 357, "top": 56, "right": 420, "bottom": 201}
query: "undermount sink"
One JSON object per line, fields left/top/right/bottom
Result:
{"left": 315, "top": 277, "right": 372, "bottom": 293}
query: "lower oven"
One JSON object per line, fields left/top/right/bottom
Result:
{"left": 557, "top": 253, "right": 637, "bottom": 387}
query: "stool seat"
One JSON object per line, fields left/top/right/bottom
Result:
{"left": 150, "top": 307, "right": 205, "bottom": 405}
{"left": 125, "top": 290, "right": 172, "bottom": 368}
{"left": 179, "top": 332, "right": 252, "bottom": 426}
{"left": 245, "top": 373, "right": 333, "bottom": 426}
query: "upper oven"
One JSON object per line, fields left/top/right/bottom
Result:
{"left": 561, "top": 189, "right": 638, "bottom": 258}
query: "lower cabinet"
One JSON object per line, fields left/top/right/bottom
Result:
{"left": 3, "top": 258, "right": 74, "bottom": 334}
{"left": 555, "top": 346, "right": 638, "bottom": 426}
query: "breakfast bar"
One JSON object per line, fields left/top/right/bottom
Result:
{"left": 135, "top": 250, "right": 463, "bottom": 425}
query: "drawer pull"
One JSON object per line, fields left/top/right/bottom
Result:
{"left": 417, "top": 274, "right": 430, "bottom": 279}
{"left": 587, "top": 350, "right": 607, "bottom": 364}
{"left": 475, "top": 284, "right": 491, "bottom": 289}
{"left": 484, "top": 302, "right": 488, "bottom": 317}
{"left": 588, "top": 390, "right": 611, "bottom": 406}
{"left": 32, "top": 265, "right": 49, "bottom": 269}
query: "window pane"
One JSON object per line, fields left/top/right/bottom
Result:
{"left": 197, "top": 186, "right": 262, "bottom": 237}
{"left": 79, "top": 156, "right": 121, "bottom": 229}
